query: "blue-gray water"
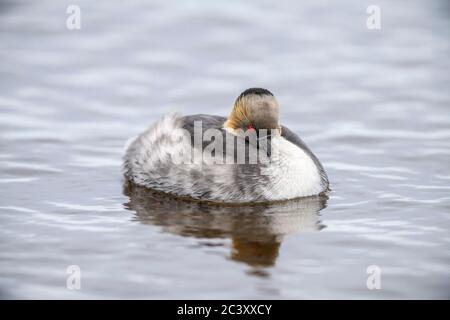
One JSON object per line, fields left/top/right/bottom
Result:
{"left": 0, "top": 0, "right": 449, "bottom": 299}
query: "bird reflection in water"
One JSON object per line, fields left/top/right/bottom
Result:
{"left": 123, "top": 182, "right": 327, "bottom": 276}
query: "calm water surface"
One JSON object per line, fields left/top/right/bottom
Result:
{"left": 0, "top": 0, "right": 449, "bottom": 299}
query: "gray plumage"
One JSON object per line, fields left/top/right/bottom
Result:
{"left": 123, "top": 113, "right": 329, "bottom": 203}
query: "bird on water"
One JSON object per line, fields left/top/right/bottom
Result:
{"left": 123, "top": 88, "right": 329, "bottom": 203}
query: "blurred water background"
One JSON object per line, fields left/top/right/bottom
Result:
{"left": 0, "top": 0, "right": 449, "bottom": 299}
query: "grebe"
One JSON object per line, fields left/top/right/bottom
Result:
{"left": 123, "top": 88, "right": 329, "bottom": 203}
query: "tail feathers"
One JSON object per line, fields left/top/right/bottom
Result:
{"left": 122, "top": 113, "right": 183, "bottom": 182}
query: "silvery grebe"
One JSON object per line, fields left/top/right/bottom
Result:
{"left": 123, "top": 88, "right": 329, "bottom": 203}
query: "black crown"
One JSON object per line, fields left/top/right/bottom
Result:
{"left": 237, "top": 88, "right": 274, "bottom": 100}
